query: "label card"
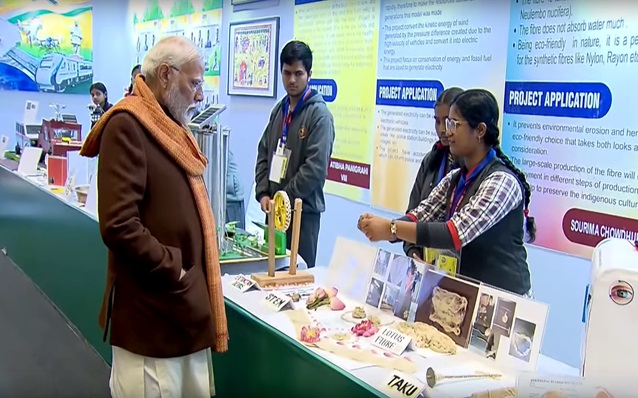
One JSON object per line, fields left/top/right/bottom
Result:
{"left": 423, "top": 247, "right": 438, "bottom": 265}
{"left": 372, "top": 327, "right": 412, "bottom": 356}
{"left": 263, "top": 291, "right": 291, "bottom": 311}
{"left": 230, "top": 275, "right": 255, "bottom": 293}
{"left": 516, "top": 372, "right": 595, "bottom": 398}
{"left": 84, "top": 172, "right": 98, "bottom": 217}
{"left": 380, "top": 372, "right": 426, "bottom": 398}
{"left": 0, "top": 135, "right": 8, "bottom": 156}
{"left": 17, "top": 146, "right": 43, "bottom": 177}
{"left": 23, "top": 100, "right": 39, "bottom": 124}
{"left": 433, "top": 248, "right": 461, "bottom": 276}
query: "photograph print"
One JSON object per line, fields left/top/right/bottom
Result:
{"left": 393, "top": 258, "right": 426, "bottom": 321}
{"left": 365, "top": 277, "right": 385, "bottom": 308}
{"left": 492, "top": 298, "right": 517, "bottom": 337}
{"left": 414, "top": 269, "right": 480, "bottom": 347}
{"left": 508, "top": 317, "right": 537, "bottom": 363}
{"left": 387, "top": 254, "right": 412, "bottom": 286}
{"left": 373, "top": 248, "right": 392, "bottom": 277}
{"left": 468, "top": 292, "right": 497, "bottom": 357}
{"left": 380, "top": 284, "right": 400, "bottom": 312}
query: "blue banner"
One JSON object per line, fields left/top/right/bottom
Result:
{"left": 375, "top": 79, "right": 444, "bottom": 109}
{"left": 504, "top": 81, "right": 612, "bottom": 119}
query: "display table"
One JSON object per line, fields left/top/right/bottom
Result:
{"left": 0, "top": 164, "right": 300, "bottom": 362}
{"left": 0, "top": 163, "right": 578, "bottom": 397}
{"left": 216, "top": 268, "right": 578, "bottom": 397}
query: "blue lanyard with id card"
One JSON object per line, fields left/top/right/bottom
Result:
{"left": 436, "top": 149, "right": 449, "bottom": 184}
{"left": 269, "top": 87, "right": 312, "bottom": 184}
{"left": 446, "top": 149, "right": 496, "bottom": 221}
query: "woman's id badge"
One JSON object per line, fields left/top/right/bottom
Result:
{"left": 435, "top": 249, "right": 461, "bottom": 276}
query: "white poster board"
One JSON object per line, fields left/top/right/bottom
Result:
{"left": 17, "top": 147, "right": 42, "bottom": 176}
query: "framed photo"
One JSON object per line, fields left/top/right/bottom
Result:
{"left": 227, "top": 17, "right": 280, "bottom": 98}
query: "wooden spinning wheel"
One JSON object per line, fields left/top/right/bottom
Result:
{"left": 251, "top": 190, "right": 314, "bottom": 288}
{"left": 273, "top": 191, "right": 292, "bottom": 232}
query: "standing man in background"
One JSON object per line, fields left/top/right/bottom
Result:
{"left": 254, "top": 40, "right": 335, "bottom": 268}
{"left": 226, "top": 150, "right": 246, "bottom": 229}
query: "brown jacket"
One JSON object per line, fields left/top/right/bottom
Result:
{"left": 97, "top": 112, "right": 214, "bottom": 358}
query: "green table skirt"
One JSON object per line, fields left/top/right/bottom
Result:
{"left": 0, "top": 166, "right": 380, "bottom": 397}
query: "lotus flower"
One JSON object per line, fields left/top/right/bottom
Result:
{"left": 306, "top": 287, "right": 326, "bottom": 306}
{"left": 329, "top": 296, "right": 345, "bottom": 310}
{"left": 316, "top": 288, "right": 327, "bottom": 299}
{"left": 305, "top": 286, "right": 345, "bottom": 311}
{"left": 300, "top": 325, "right": 322, "bottom": 343}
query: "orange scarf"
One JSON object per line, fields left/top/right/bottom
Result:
{"left": 80, "top": 75, "right": 228, "bottom": 353}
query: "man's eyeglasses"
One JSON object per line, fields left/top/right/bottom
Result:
{"left": 171, "top": 65, "right": 204, "bottom": 92}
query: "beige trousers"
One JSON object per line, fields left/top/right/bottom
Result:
{"left": 109, "top": 346, "right": 215, "bottom": 398}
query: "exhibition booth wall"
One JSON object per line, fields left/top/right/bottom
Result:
{"left": 220, "top": 0, "right": 589, "bottom": 369}
{"left": 0, "top": 0, "right": 590, "bottom": 368}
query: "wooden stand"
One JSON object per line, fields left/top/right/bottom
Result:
{"left": 252, "top": 197, "right": 315, "bottom": 289}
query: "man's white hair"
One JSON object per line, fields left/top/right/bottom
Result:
{"left": 141, "top": 36, "right": 202, "bottom": 80}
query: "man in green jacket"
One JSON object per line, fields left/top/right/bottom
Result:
{"left": 226, "top": 150, "right": 245, "bottom": 229}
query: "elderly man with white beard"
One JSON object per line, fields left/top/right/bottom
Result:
{"left": 80, "top": 36, "right": 228, "bottom": 398}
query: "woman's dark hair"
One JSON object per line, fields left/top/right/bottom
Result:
{"left": 89, "top": 82, "right": 108, "bottom": 103}
{"left": 451, "top": 88, "right": 536, "bottom": 242}
{"left": 427, "top": 87, "right": 464, "bottom": 172}
{"left": 128, "top": 64, "right": 142, "bottom": 94}
{"left": 436, "top": 87, "right": 464, "bottom": 108}
{"left": 280, "top": 40, "right": 313, "bottom": 73}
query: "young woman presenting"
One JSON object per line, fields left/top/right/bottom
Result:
{"left": 358, "top": 89, "right": 536, "bottom": 296}
{"left": 404, "top": 87, "right": 464, "bottom": 260}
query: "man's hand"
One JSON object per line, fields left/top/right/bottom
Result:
{"left": 411, "top": 251, "right": 423, "bottom": 261}
{"left": 179, "top": 268, "right": 186, "bottom": 281}
{"left": 260, "top": 196, "right": 271, "bottom": 213}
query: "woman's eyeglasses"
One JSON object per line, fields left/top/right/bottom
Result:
{"left": 445, "top": 118, "right": 463, "bottom": 133}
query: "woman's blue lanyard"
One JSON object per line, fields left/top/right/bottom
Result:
{"left": 446, "top": 149, "right": 496, "bottom": 220}
{"left": 281, "top": 87, "right": 311, "bottom": 146}
{"left": 436, "top": 148, "right": 449, "bottom": 184}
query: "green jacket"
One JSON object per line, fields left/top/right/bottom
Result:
{"left": 226, "top": 151, "right": 244, "bottom": 202}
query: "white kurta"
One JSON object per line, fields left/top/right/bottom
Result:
{"left": 109, "top": 346, "right": 215, "bottom": 398}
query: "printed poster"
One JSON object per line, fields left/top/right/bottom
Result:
{"left": 0, "top": 0, "right": 93, "bottom": 93}
{"left": 130, "top": 0, "right": 222, "bottom": 103}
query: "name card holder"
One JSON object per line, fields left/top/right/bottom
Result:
{"left": 230, "top": 274, "right": 256, "bottom": 293}
{"left": 372, "top": 327, "right": 412, "bottom": 356}
{"left": 380, "top": 372, "right": 426, "bottom": 398}
{"left": 263, "top": 291, "right": 292, "bottom": 312}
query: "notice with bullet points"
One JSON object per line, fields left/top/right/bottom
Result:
{"left": 502, "top": 0, "right": 637, "bottom": 258}
{"left": 293, "top": 0, "right": 638, "bottom": 259}
{"left": 368, "top": 0, "right": 511, "bottom": 213}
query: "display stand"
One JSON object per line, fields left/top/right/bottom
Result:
{"left": 189, "top": 104, "right": 229, "bottom": 252}
{"left": 251, "top": 194, "right": 314, "bottom": 288}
